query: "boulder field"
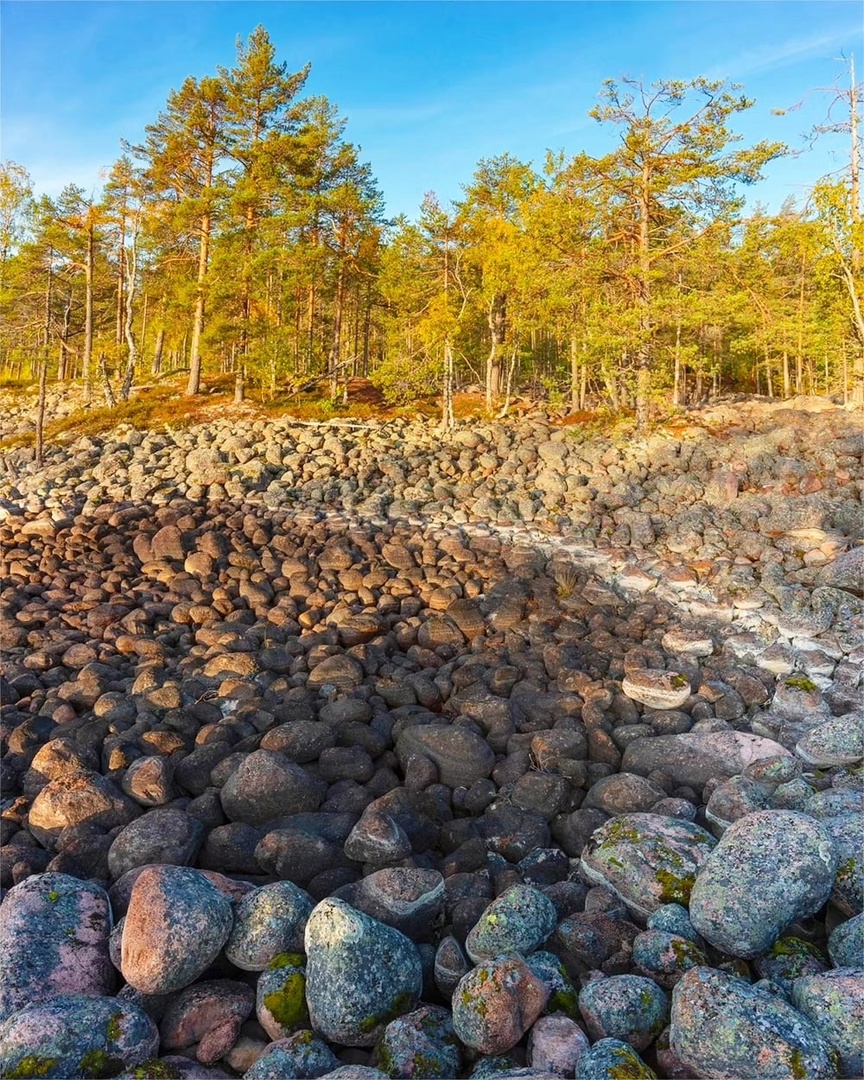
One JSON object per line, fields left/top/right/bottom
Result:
{"left": 0, "top": 396, "right": 861, "bottom": 1078}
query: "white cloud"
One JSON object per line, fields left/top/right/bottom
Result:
{"left": 705, "top": 26, "right": 857, "bottom": 80}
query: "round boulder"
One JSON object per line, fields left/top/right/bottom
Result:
{"left": 451, "top": 955, "right": 548, "bottom": 1055}
{"left": 395, "top": 724, "right": 495, "bottom": 789}
{"left": 0, "top": 873, "right": 113, "bottom": 1022}
{"left": 120, "top": 866, "right": 234, "bottom": 994}
{"left": 670, "top": 966, "right": 838, "bottom": 1079}
{"left": 689, "top": 810, "right": 838, "bottom": 958}
{"left": 304, "top": 898, "right": 423, "bottom": 1046}
{"left": 220, "top": 750, "right": 327, "bottom": 826}
{"left": 225, "top": 881, "right": 314, "bottom": 971}
{"left": 107, "top": 808, "right": 205, "bottom": 879}
{"left": 465, "top": 884, "right": 558, "bottom": 964}
{"left": 580, "top": 813, "right": 716, "bottom": 919}
{"left": 0, "top": 994, "right": 158, "bottom": 1079}
{"left": 28, "top": 771, "right": 140, "bottom": 849}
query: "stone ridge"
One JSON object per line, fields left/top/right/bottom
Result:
{"left": 0, "top": 397, "right": 861, "bottom": 1078}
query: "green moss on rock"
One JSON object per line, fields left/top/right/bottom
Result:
{"left": 784, "top": 676, "right": 817, "bottom": 693}
{"left": 655, "top": 867, "right": 696, "bottom": 904}
{"left": 126, "top": 1061, "right": 182, "bottom": 1080}
{"left": 78, "top": 1049, "right": 124, "bottom": 1079}
{"left": 607, "top": 1043, "right": 657, "bottom": 1079}
{"left": 267, "top": 951, "right": 306, "bottom": 971}
{"left": 4, "top": 1055, "right": 60, "bottom": 1079}
{"left": 263, "top": 971, "right": 309, "bottom": 1031}
{"left": 105, "top": 1013, "right": 123, "bottom": 1043}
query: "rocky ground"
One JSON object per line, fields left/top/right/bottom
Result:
{"left": 0, "top": 395, "right": 861, "bottom": 1079}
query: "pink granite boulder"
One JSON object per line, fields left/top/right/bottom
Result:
{"left": 0, "top": 872, "right": 113, "bottom": 1021}
{"left": 120, "top": 866, "right": 234, "bottom": 994}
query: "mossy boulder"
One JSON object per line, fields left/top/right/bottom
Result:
{"left": 580, "top": 813, "right": 716, "bottom": 919}
{"left": 670, "top": 966, "right": 838, "bottom": 1080}
{"left": 256, "top": 954, "right": 309, "bottom": 1041}
{"left": 0, "top": 995, "right": 157, "bottom": 1079}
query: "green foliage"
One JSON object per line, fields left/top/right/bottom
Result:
{"left": 1, "top": 39, "right": 860, "bottom": 412}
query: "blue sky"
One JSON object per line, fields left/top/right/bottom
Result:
{"left": 1, "top": 1, "right": 860, "bottom": 218}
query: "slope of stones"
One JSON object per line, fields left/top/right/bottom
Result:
{"left": 0, "top": 396, "right": 861, "bottom": 1078}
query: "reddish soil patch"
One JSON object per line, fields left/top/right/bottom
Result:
{"left": 345, "top": 378, "right": 385, "bottom": 407}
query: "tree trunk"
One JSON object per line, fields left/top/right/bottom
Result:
{"left": 328, "top": 264, "right": 345, "bottom": 400}
{"left": 306, "top": 284, "right": 315, "bottom": 375}
{"left": 673, "top": 271, "right": 685, "bottom": 407}
{"left": 139, "top": 292, "right": 149, "bottom": 360}
{"left": 186, "top": 212, "right": 211, "bottom": 396}
{"left": 115, "top": 207, "right": 126, "bottom": 346}
{"left": 120, "top": 219, "right": 139, "bottom": 402}
{"left": 569, "top": 336, "right": 580, "bottom": 411}
{"left": 796, "top": 253, "right": 806, "bottom": 394}
{"left": 851, "top": 54, "right": 861, "bottom": 271}
{"left": 782, "top": 350, "right": 791, "bottom": 398}
{"left": 673, "top": 318, "right": 683, "bottom": 407}
{"left": 601, "top": 355, "right": 619, "bottom": 410}
{"left": 83, "top": 227, "right": 94, "bottom": 405}
{"left": 441, "top": 340, "right": 454, "bottom": 429}
{"left": 485, "top": 292, "right": 506, "bottom": 408}
{"left": 58, "top": 292, "right": 72, "bottom": 382}
{"left": 842, "top": 344, "right": 849, "bottom": 404}
{"left": 99, "top": 353, "right": 116, "bottom": 408}
{"left": 634, "top": 164, "right": 652, "bottom": 430}
{"left": 362, "top": 289, "right": 372, "bottom": 377}
{"left": 152, "top": 328, "right": 165, "bottom": 375}
{"left": 35, "top": 350, "right": 48, "bottom": 469}
{"left": 838, "top": 259, "right": 864, "bottom": 405}
{"left": 233, "top": 344, "right": 245, "bottom": 403}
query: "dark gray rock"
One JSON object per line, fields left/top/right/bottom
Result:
{"left": 221, "top": 750, "right": 327, "bottom": 826}
{"left": 621, "top": 732, "right": 791, "bottom": 788}
{"left": 107, "top": 808, "right": 205, "bottom": 879}
{"left": 333, "top": 867, "right": 444, "bottom": 943}
{"left": 395, "top": 724, "right": 496, "bottom": 788}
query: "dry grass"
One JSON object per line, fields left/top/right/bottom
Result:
{"left": 0, "top": 379, "right": 233, "bottom": 450}
{"left": 553, "top": 564, "right": 582, "bottom": 600}
{"left": 0, "top": 374, "right": 436, "bottom": 451}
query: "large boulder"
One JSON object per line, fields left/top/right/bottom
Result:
{"left": 580, "top": 814, "right": 716, "bottom": 919}
{"left": 670, "top": 966, "right": 838, "bottom": 1079}
{"left": 120, "top": 866, "right": 234, "bottom": 994}
{"left": 0, "top": 873, "right": 113, "bottom": 1022}
{"left": 304, "top": 899, "right": 423, "bottom": 1046}
{"left": 689, "top": 810, "right": 838, "bottom": 958}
